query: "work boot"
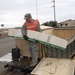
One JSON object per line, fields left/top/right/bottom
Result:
{"left": 30, "top": 62, "right": 37, "bottom": 67}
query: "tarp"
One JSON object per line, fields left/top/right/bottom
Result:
{"left": 0, "top": 53, "right": 12, "bottom": 63}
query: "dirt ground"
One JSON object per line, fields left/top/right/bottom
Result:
{"left": 0, "top": 33, "right": 8, "bottom": 39}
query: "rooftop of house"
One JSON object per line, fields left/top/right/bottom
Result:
{"left": 59, "top": 19, "right": 75, "bottom": 25}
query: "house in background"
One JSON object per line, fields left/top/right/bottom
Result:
{"left": 58, "top": 19, "right": 75, "bottom": 27}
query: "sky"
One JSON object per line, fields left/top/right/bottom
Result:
{"left": 0, "top": 0, "right": 75, "bottom": 28}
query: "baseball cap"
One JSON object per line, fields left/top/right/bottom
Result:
{"left": 24, "top": 13, "right": 31, "bottom": 19}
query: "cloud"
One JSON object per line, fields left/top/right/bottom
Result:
{"left": 0, "top": 0, "right": 75, "bottom": 28}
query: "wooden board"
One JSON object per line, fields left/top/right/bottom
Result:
{"left": 15, "top": 38, "right": 45, "bottom": 58}
{"left": 41, "top": 26, "right": 54, "bottom": 35}
{"left": 53, "top": 29, "right": 75, "bottom": 39}
{"left": 8, "top": 29, "right": 68, "bottom": 50}
{"left": 15, "top": 38, "right": 30, "bottom": 57}
{"left": 31, "top": 58, "right": 75, "bottom": 75}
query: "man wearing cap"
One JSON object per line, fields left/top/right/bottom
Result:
{"left": 21, "top": 13, "right": 40, "bottom": 67}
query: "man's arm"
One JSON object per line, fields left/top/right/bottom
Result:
{"left": 21, "top": 24, "right": 27, "bottom": 36}
{"left": 35, "top": 21, "right": 41, "bottom": 43}
{"left": 21, "top": 24, "right": 29, "bottom": 40}
{"left": 36, "top": 21, "right": 41, "bottom": 32}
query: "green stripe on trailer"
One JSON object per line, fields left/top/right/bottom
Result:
{"left": 8, "top": 36, "right": 14, "bottom": 38}
{"left": 28, "top": 38, "right": 66, "bottom": 50}
{"left": 8, "top": 36, "right": 66, "bottom": 50}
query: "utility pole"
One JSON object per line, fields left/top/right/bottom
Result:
{"left": 52, "top": 0, "right": 56, "bottom": 21}
{"left": 36, "top": 0, "right": 38, "bottom": 19}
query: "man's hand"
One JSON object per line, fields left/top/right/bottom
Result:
{"left": 23, "top": 35, "right": 29, "bottom": 40}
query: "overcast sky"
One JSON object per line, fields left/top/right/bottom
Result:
{"left": 0, "top": 0, "right": 75, "bottom": 28}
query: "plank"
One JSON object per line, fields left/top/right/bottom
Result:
{"left": 31, "top": 58, "right": 59, "bottom": 75}
{"left": 31, "top": 58, "right": 75, "bottom": 75}
{"left": 8, "top": 29, "right": 68, "bottom": 50}
{"left": 55, "top": 59, "right": 74, "bottom": 75}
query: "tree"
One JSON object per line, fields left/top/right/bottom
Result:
{"left": 1, "top": 24, "right": 4, "bottom": 28}
{"left": 42, "top": 21, "right": 57, "bottom": 27}
{"left": 49, "top": 21, "right": 57, "bottom": 27}
{"left": 42, "top": 22, "right": 50, "bottom": 26}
